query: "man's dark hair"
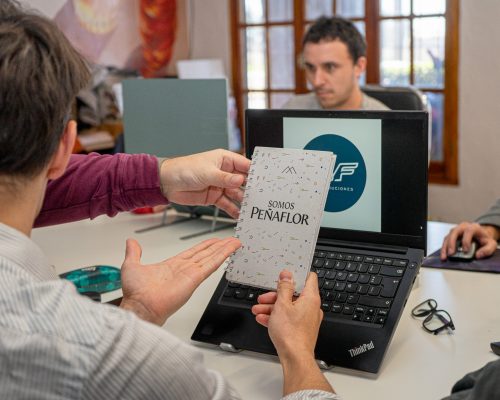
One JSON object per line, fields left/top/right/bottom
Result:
{"left": 302, "top": 16, "right": 366, "bottom": 62}
{"left": 0, "top": 0, "right": 90, "bottom": 178}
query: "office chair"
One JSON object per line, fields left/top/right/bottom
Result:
{"left": 361, "top": 84, "right": 429, "bottom": 111}
{"left": 362, "top": 85, "right": 432, "bottom": 162}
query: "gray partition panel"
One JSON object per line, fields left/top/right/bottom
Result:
{"left": 123, "top": 79, "right": 228, "bottom": 157}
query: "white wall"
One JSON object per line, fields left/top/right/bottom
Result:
{"left": 24, "top": 0, "right": 65, "bottom": 17}
{"left": 428, "top": 0, "right": 500, "bottom": 222}
{"left": 188, "top": 0, "right": 231, "bottom": 80}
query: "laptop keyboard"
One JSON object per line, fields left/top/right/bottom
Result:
{"left": 221, "top": 249, "right": 417, "bottom": 327}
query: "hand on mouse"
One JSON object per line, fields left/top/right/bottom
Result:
{"left": 440, "top": 222, "right": 498, "bottom": 260}
{"left": 119, "top": 237, "right": 241, "bottom": 326}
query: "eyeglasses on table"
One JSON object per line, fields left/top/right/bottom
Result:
{"left": 411, "top": 298, "right": 455, "bottom": 335}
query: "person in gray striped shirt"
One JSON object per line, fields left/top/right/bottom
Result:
{"left": 0, "top": 1, "right": 337, "bottom": 399}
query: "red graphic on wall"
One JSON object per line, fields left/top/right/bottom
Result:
{"left": 140, "top": 0, "right": 177, "bottom": 77}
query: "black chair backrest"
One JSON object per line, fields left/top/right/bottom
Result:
{"left": 361, "top": 85, "right": 427, "bottom": 111}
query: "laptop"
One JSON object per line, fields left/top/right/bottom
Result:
{"left": 192, "top": 109, "right": 428, "bottom": 375}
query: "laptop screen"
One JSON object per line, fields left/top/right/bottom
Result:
{"left": 245, "top": 109, "right": 428, "bottom": 250}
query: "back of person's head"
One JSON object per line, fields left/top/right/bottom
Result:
{"left": 0, "top": 0, "right": 90, "bottom": 180}
{"left": 302, "top": 16, "right": 366, "bottom": 63}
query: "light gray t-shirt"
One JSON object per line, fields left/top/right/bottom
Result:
{"left": 283, "top": 92, "right": 390, "bottom": 111}
{"left": 476, "top": 199, "right": 500, "bottom": 228}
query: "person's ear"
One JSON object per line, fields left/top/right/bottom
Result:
{"left": 354, "top": 56, "right": 367, "bottom": 79}
{"left": 46, "top": 120, "right": 77, "bottom": 180}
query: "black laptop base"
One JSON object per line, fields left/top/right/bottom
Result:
{"left": 192, "top": 244, "right": 422, "bottom": 374}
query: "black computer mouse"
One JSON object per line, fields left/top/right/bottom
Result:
{"left": 490, "top": 341, "right": 500, "bottom": 356}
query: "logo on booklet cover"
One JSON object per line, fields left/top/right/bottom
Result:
{"left": 305, "top": 134, "right": 366, "bottom": 212}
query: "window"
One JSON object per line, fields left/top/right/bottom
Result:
{"left": 230, "top": 0, "right": 459, "bottom": 184}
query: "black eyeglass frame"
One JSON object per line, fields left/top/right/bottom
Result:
{"left": 411, "top": 298, "right": 455, "bottom": 335}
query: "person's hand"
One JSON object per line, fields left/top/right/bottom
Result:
{"left": 440, "top": 222, "right": 498, "bottom": 260}
{"left": 252, "top": 270, "right": 323, "bottom": 361}
{"left": 120, "top": 236, "right": 241, "bottom": 325}
{"left": 160, "top": 149, "right": 250, "bottom": 219}
{"left": 252, "top": 270, "right": 334, "bottom": 395}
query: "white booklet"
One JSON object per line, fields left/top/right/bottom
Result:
{"left": 226, "top": 146, "right": 336, "bottom": 293}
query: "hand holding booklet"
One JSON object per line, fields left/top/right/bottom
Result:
{"left": 226, "top": 146, "right": 336, "bottom": 293}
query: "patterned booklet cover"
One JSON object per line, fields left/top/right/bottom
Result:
{"left": 226, "top": 146, "right": 336, "bottom": 293}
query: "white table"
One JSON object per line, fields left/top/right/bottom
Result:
{"left": 32, "top": 214, "right": 500, "bottom": 400}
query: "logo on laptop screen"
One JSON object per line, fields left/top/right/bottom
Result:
{"left": 304, "top": 134, "right": 366, "bottom": 212}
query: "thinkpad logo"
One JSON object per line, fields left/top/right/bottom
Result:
{"left": 348, "top": 340, "right": 375, "bottom": 357}
{"left": 281, "top": 166, "right": 297, "bottom": 174}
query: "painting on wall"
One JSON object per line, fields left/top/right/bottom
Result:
{"left": 54, "top": 0, "right": 190, "bottom": 77}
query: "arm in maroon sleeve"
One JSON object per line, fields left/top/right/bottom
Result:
{"left": 35, "top": 153, "right": 168, "bottom": 227}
